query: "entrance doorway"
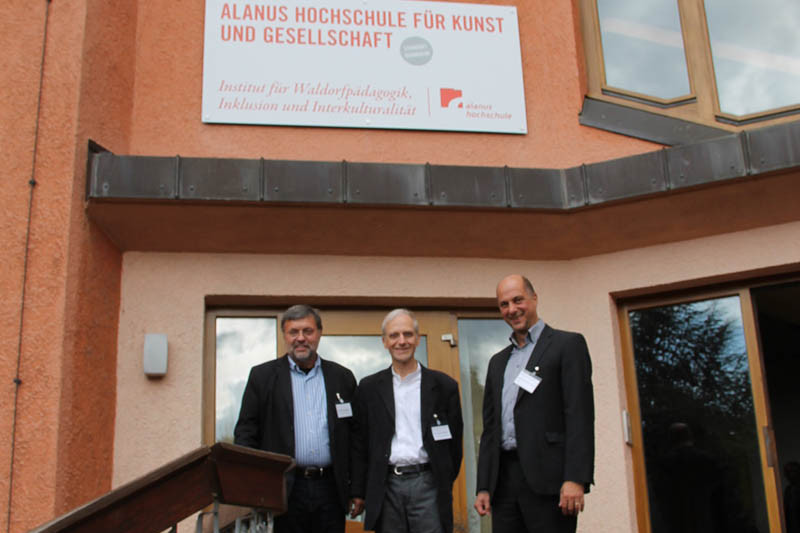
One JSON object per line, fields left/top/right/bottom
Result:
{"left": 204, "top": 307, "right": 509, "bottom": 533}
{"left": 620, "top": 278, "right": 800, "bottom": 533}
{"left": 753, "top": 282, "right": 800, "bottom": 533}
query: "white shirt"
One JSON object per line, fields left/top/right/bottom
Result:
{"left": 388, "top": 362, "right": 430, "bottom": 466}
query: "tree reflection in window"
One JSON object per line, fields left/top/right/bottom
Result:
{"left": 630, "top": 296, "right": 767, "bottom": 533}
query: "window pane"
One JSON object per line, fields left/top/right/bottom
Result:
{"left": 318, "top": 335, "right": 428, "bottom": 384}
{"left": 705, "top": 0, "right": 800, "bottom": 116}
{"left": 597, "top": 0, "right": 691, "bottom": 99}
{"left": 457, "top": 319, "right": 511, "bottom": 533}
{"left": 629, "top": 296, "right": 768, "bottom": 533}
{"left": 215, "top": 317, "right": 277, "bottom": 443}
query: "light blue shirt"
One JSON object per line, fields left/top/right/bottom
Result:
{"left": 501, "top": 319, "right": 545, "bottom": 450}
{"left": 288, "top": 355, "right": 332, "bottom": 467}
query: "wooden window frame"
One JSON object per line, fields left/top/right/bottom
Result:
{"left": 579, "top": 0, "right": 800, "bottom": 131}
{"left": 202, "top": 308, "right": 282, "bottom": 446}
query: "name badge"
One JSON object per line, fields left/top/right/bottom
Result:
{"left": 335, "top": 403, "right": 353, "bottom": 418}
{"left": 514, "top": 369, "right": 542, "bottom": 394}
{"left": 432, "top": 425, "right": 452, "bottom": 441}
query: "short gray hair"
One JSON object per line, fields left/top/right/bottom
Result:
{"left": 381, "top": 308, "right": 419, "bottom": 335}
{"left": 281, "top": 304, "right": 323, "bottom": 331}
{"left": 521, "top": 276, "right": 536, "bottom": 295}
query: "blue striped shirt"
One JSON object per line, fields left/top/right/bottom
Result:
{"left": 501, "top": 319, "right": 545, "bottom": 450}
{"left": 288, "top": 355, "right": 331, "bottom": 467}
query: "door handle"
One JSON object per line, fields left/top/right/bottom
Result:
{"left": 762, "top": 426, "right": 776, "bottom": 468}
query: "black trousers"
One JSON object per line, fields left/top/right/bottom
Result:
{"left": 275, "top": 474, "right": 345, "bottom": 533}
{"left": 491, "top": 451, "right": 577, "bottom": 533}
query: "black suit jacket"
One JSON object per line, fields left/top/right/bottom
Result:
{"left": 234, "top": 355, "right": 357, "bottom": 510}
{"left": 477, "top": 325, "right": 594, "bottom": 497}
{"left": 351, "top": 365, "right": 463, "bottom": 532}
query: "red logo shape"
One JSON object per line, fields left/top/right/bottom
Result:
{"left": 440, "top": 88, "right": 463, "bottom": 108}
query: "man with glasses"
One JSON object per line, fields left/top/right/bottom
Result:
{"left": 235, "top": 304, "right": 358, "bottom": 533}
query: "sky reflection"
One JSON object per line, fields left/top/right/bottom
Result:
{"left": 319, "top": 335, "right": 428, "bottom": 384}
{"left": 598, "top": 0, "right": 690, "bottom": 99}
{"left": 598, "top": 0, "right": 799, "bottom": 114}
{"left": 214, "top": 320, "right": 431, "bottom": 442}
{"left": 457, "top": 318, "right": 511, "bottom": 533}
{"left": 705, "top": 0, "right": 800, "bottom": 115}
{"left": 216, "top": 318, "right": 277, "bottom": 442}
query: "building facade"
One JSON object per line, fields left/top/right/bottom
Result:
{"left": 3, "top": 0, "right": 799, "bottom": 532}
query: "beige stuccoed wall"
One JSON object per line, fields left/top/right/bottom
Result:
{"left": 114, "top": 220, "right": 800, "bottom": 532}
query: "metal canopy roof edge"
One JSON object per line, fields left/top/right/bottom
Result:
{"left": 87, "top": 119, "right": 799, "bottom": 210}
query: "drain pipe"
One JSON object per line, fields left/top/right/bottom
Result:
{"left": 7, "top": 1, "right": 52, "bottom": 531}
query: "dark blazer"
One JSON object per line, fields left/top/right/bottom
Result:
{"left": 476, "top": 325, "right": 594, "bottom": 497}
{"left": 351, "top": 365, "right": 463, "bottom": 532}
{"left": 234, "top": 355, "right": 357, "bottom": 510}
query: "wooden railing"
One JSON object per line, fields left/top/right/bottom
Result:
{"left": 29, "top": 443, "right": 294, "bottom": 533}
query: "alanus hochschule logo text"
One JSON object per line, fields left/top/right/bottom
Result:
{"left": 438, "top": 87, "right": 512, "bottom": 120}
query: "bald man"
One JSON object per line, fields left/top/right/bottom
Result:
{"left": 474, "top": 275, "right": 594, "bottom": 533}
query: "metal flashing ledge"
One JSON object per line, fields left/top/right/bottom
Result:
{"left": 267, "top": 160, "right": 343, "bottom": 203}
{"left": 585, "top": 150, "right": 666, "bottom": 204}
{"left": 429, "top": 165, "right": 507, "bottom": 207}
{"left": 666, "top": 134, "right": 747, "bottom": 188}
{"left": 579, "top": 97, "right": 732, "bottom": 146}
{"left": 747, "top": 120, "right": 800, "bottom": 174}
{"left": 91, "top": 154, "right": 178, "bottom": 199}
{"left": 85, "top": 119, "right": 800, "bottom": 259}
{"left": 347, "top": 162, "right": 426, "bottom": 205}
{"left": 89, "top": 120, "right": 800, "bottom": 211}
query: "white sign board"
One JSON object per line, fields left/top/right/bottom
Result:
{"left": 202, "top": 0, "right": 527, "bottom": 133}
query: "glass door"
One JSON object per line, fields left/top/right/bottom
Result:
{"left": 621, "top": 291, "right": 783, "bottom": 533}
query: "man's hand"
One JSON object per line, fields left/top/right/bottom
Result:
{"left": 558, "top": 481, "right": 585, "bottom": 516}
{"left": 349, "top": 497, "right": 365, "bottom": 518}
{"left": 474, "top": 491, "right": 491, "bottom": 516}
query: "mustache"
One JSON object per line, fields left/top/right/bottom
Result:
{"left": 290, "top": 344, "right": 316, "bottom": 355}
